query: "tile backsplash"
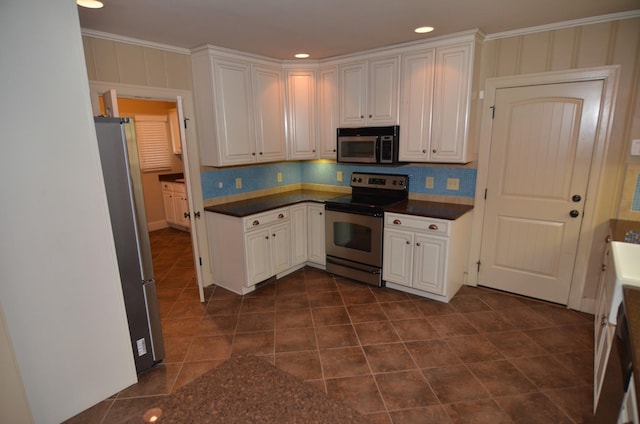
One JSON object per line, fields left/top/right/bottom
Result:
{"left": 201, "top": 161, "right": 476, "bottom": 202}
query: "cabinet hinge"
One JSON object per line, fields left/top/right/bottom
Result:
{"left": 183, "top": 118, "right": 189, "bottom": 129}
{"left": 199, "top": 257, "right": 202, "bottom": 266}
{"left": 484, "top": 188, "right": 487, "bottom": 200}
{"left": 476, "top": 260, "right": 481, "bottom": 273}
{"left": 490, "top": 105, "right": 496, "bottom": 119}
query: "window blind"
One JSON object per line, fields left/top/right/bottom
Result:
{"left": 134, "top": 115, "right": 172, "bottom": 172}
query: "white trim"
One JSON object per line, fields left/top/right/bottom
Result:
{"left": 81, "top": 28, "right": 191, "bottom": 55}
{"left": 467, "top": 65, "right": 620, "bottom": 312}
{"left": 485, "top": 10, "right": 640, "bottom": 41}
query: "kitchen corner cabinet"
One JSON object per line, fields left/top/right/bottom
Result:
{"left": 290, "top": 204, "right": 308, "bottom": 266}
{"left": 399, "top": 41, "right": 476, "bottom": 163}
{"left": 206, "top": 207, "right": 291, "bottom": 294}
{"left": 318, "top": 66, "right": 339, "bottom": 159}
{"left": 162, "top": 182, "right": 190, "bottom": 230}
{"left": 191, "top": 49, "right": 286, "bottom": 166}
{"left": 285, "top": 69, "right": 317, "bottom": 160}
{"left": 339, "top": 56, "right": 400, "bottom": 127}
{"left": 383, "top": 211, "right": 472, "bottom": 302}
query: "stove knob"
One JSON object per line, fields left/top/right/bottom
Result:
{"left": 392, "top": 180, "right": 397, "bottom": 185}
{"left": 352, "top": 177, "right": 357, "bottom": 183}
{"left": 357, "top": 178, "right": 362, "bottom": 183}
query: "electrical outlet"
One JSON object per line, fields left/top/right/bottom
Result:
{"left": 218, "top": 182, "right": 223, "bottom": 188}
{"left": 136, "top": 338, "right": 147, "bottom": 356}
{"left": 337, "top": 171, "right": 343, "bottom": 182}
{"left": 446, "top": 178, "right": 460, "bottom": 191}
{"left": 425, "top": 176, "right": 434, "bottom": 189}
{"left": 235, "top": 177, "right": 242, "bottom": 189}
{"left": 277, "top": 172, "right": 283, "bottom": 183}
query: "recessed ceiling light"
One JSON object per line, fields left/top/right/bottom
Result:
{"left": 77, "top": 0, "right": 104, "bottom": 8}
{"left": 415, "top": 26, "right": 434, "bottom": 34}
{"left": 294, "top": 53, "right": 310, "bottom": 59}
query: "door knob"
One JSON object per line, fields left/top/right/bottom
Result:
{"left": 572, "top": 194, "right": 582, "bottom": 202}
{"left": 570, "top": 210, "right": 580, "bottom": 218}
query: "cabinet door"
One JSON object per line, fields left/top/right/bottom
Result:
{"left": 271, "top": 222, "right": 292, "bottom": 274}
{"left": 253, "top": 65, "right": 286, "bottom": 162}
{"left": 318, "top": 67, "right": 338, "bottom": 159}
{"left": 399, "top": 49, "right": 434, "bottom": 162}
{"left": 213, "top": 57, "right": 255, "bottom": 165}
{"left": 431, "top": 43, "right": 471, "bottom": 163}
{"left": 286, "top": 70, "right": 317, "bottom": 159}
{"left": 290, "top": 204, "right": 308, "bottom": 266}
{"left": 413, "top": 234, "right": 447, "bottom": 294}
{"left": 175, "top": 193, "right": 190, "bottom": 229}
{"left": 367, "top": 56, "right": 399, "bottom": 125}
{"left": 245, "top": 229, "right": 272, "bottom": 285}
{"left": 162, "top": 189, "right": 176, "bottom": 224}
{"left": 339, "top": 61, "right": 367, "bottom": 126}
{"left": 382, "top": 229, "right": 414, "bottom": 287}
{"left": 307, "top": 204, "right": 326, "bottom": 265}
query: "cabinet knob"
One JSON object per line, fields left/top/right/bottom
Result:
{"left": 360, "top": 115, "right": 364, "bottom": 119}
{"left": 393, "top": 219, "right": 401, "bottom": 225}
{"left": 368, "top": 114, "right": 372, "bottom": 118}
{"left": 278, "top": 213, "right": 285, "bottom": 219}
{"left": 428, "top": 224, "right": 438, "bottom": 230}
{"left": 259, "top": 152, "right": 263, "bottom": 155}
{"left": 602, "top": 264, "right": 606, "bottom": 272}
{"left": 605, "top": 235, "right": 612, "bottom": 243}
{"left": 406, "top": 241, "right": 410, "bottom": 245}
{"left": 253, "top": 220, "right": 260, "bottom": 226}
{"left": 319, "top": 212, "right": 323, "bottom": 216}
{"left": 265, "top": 236, "right": 269, "bottom": 240}
{"left": 252, "top": 152, "right": 256, "bottom": 156}
{"left": 272, "top": 233, "right": 276, "bottom": 237}
{"left": 184, "top": 212, "right": 190, "bottom": 219}
{"left": 432, "top": 149, "right": 437, "bottom": 153}
{"left": 600, "top": 314, "right": 607, "bottom": 327}
{"left": 312, "top": 149, "right": 316, "bottom": 153}
{"left": 570, "top": 210, "right": 579, "bottom": 218}
{"left": 416, "top": 242, "right": 421, "bottom": 247}
{"left": 333, "top": 149, "right": 336, "bottom": 152}
{"left": 422, "top": 149, "right": 427, "bottom": 154}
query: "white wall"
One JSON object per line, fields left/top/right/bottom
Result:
{"left": 0, "top": 1, "right": 138, "bottom": 423}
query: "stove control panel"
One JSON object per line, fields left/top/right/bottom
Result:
{"left": 350, "top": 172, "right": 409, "bottom": 190}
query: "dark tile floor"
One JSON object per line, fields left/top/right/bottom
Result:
{"left": 67, "top": 227, "right": 595, "bottom": 423}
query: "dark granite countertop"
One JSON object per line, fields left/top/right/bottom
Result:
{"left": 158, "top": 173, "right": 184, "bottom": 182}
{"left": 611, "top": 219, "right": 640, "bottom": 243}
{"left": 384, "top": 199, "right": 473, "bottom": 220}
{"left": 204, "top": 190, "right": 340, "bottom": 217}
{"left": 205, "top": 189, "right": 474, "bottom": 220}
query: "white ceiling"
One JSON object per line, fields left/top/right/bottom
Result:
{"left": 78, "top": 0, "right": 639, "bottom": 60}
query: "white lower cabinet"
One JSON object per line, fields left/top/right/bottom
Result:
{"left": 290, "top": 204, "right": 308, "bottom": 266}
{"left": 162, "top": 182, "right": 190, "bottom": 230}
{"left": 206, "top": 207, "right": 291, "bottom": 294}
{"left": 383, "top": 211, "right": 472, "bottom": 302}
{"left": 307, "top": 203, "right": 326, "bottom": 266}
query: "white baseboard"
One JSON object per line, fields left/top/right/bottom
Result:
{"left": 148, "top": 220, "right": 168, "bottom": 232}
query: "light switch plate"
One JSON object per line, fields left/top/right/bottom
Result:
{"left": 425, "top": 176, "right": 434, "bottom": 189}
{"left": 337, "top": 171, "right": 343, "bottom": 182}
{"left": 277, "top": 172, "right": 283, "bottom": 183}
{"left": 235, "top": 177, "right": 242, "bottom": 189}
{"left": 631, "top": 139, "right": 640, "bottom": 156}
{"left": 446, "top": 178, "right": 460, "bottom": 191}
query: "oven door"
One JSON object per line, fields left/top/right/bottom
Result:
{"left": 337, "top": 136, "right": 378, "bottom": 163}
{"left": 325, "top": 209, "right": 383, "bottom": 267}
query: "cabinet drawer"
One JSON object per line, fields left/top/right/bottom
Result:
{"left": 243, "top": 207, "right": 289, "bottom": 231}
{"left": 162, "top": 182, "right": 186, "bottom": 193}
{"left": 385, "top": 213, "right": 449, "bottom": 236}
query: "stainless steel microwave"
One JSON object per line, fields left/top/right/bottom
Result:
{"left": 336, "top": 125, "right": 400, "bottom": 164}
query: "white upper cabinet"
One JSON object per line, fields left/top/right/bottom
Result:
{"left": 318, "top": 66, "right": 339, "bottom": 159}
{"left": 191, "top": 48, "right": 286, "bottom": 166}
{"left": 399, "top": 37, "right": 477, "bottom": 164}
{"left": 339, "top": 56, "right": 400, "bottom": 127}
{"left": 285, "top": 68, "right": 317, "bottom": 160}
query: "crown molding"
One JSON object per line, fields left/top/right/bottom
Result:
{"left": 80, "top": 28, "right": 191, "bottom": 55}
{"left": 485, "top": 10, "right": 640, "bottom": 41}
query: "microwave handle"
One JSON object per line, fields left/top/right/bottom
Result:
{"left": 375, "top": 135, "right": 381, "bottom": 163}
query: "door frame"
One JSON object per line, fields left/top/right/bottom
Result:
{"left": 88, "top": 81, "right": 214, "bottom": 298}
{"left": 468, "top": 66, "right": 619, "bottom": 311}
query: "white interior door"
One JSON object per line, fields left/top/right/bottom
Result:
{"left": 479, "top": 80, "right": 604, "bottom": 304}
{"left": 176, "top": 96, "right": 206, "bottom": 302}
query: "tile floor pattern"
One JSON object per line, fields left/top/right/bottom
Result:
{"left": 67, "top": 228, "right": 595, "bottom": 424}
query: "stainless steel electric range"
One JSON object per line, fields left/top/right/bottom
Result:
{"left": 324, "top": 172, "right": 409, "bottom": 287}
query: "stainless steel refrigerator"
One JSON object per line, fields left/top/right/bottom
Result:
{"left": 94, "top": 116, "right": 164, "bottom": 374}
